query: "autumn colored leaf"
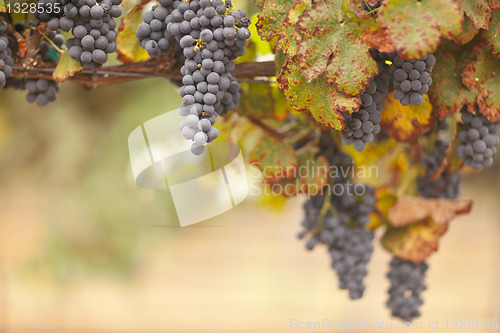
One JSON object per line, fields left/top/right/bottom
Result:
{"left": 380, "top": 94, "right": 434, "bottom": 141}
{"left": 277, "top": 60, "right": 360, "bottom": 129}
{"left": 116, "top": 5, "right": 150, "bottom": 63}
{"left": 462, "top": 45, "right": 500, "bottom": 122}
{"left": 296, "top": 0, "right": 378, "bottom": 96}
{"left": 52, "top": 50, "right": 83, "bottom": 82}
{"left": 249, "top": 137, "right": 298, "bottom": 183}
{"left": 273, "top": 145, "right": 330, "bottom": 197}
{"left": 361, "top": 28, "right": 397, "bottom": 54}
{"left": 428, "top": 47, "right": 476, "bottom": 118}
{"left": 453, "top": 15, "right": 480, "bottom": 46}
{"left": 387, "top": 196, "right": 473, "bottom": 227}
{"left": 256, "top": 0, "right": 305, "bottom": 57}
{"left": 490, "top": 0, "right": 500, "bottom": 9}
{"left": 459, "top": 0, "right": 491, "bottom": 29}
{"left": 382, "top": 218, "right": 448, "bottom": 264}
{"left": 378, "top": 0, "right": 462, "bottom": 59}
{"left": 484, "top": 8, "right": 500, "bottom": 57}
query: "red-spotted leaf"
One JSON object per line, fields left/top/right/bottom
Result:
{"left": 116, "top": 5, "right": 150, "bottom": 63}
{"left": 462, "top": 45, "right": 500, "bottom": 122}
{"left": 249, "top": 137, "right": 298, "bottom": 184}
{"left": 256, "top": 0, "right": 305, "bottom": 57}
{"left": 459, "top": 0, "right": 491, "bottom": 29}
{"left": 296, "top": 0, "right": 378, "bottom": 96}
{"left": 378, "top": 0, "right": 462, "bottom": 59}
{"left": 484, "top": 8, "right": 500, "bottom": 57}
{"left": 453, "top": 14, "right": 480, "bottom": 46}
{"left": 52, "top": 50, "right": 83, "bottom": 82}
{"left": 428, "top": 46, "right": 477, "bottom": 118}
{"left": 277, "top": 60, "right": 360, "bottom": 129}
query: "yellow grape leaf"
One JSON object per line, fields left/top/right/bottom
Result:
{"left": 52, "top": 50, "right": 83, "bottom": 82}
{"left": 116, "top": 5, "right": 150, "bottom": 63}
{"left": 380, "top": 93, "right": 434, "bottom": 141}
{"left": 382, "top": 218, "right": 448, "bottom": 264}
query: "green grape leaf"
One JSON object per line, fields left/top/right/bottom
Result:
{"left": 277, "top": 60, "right": 360, "bottom": 129}
{"left": 0, "top": 0, "right": 5, "bottom": 12}
{"left": 453, "top": 14, "right": 480, "bottom": 46}
{"left": 116, "top": 5, "right": 150, "bottom": 63}
{"left": 459, "top": 0, "right": 491, "bottom": 29}
{"left": 484, "top": 8, "right": 500, "bottom": 57}
{"left": 52, "top": 50, "right": 83, "bottom": 82}
{"left": 428, "top": 47, "right": 477, "bottom": 119}
{"left": 378, "top": 0, "right": 462, "bottom": 59}
{"left": 462, "top": 45, "right": 500, "bottom": 122}
{"left": 255, "top": 0, "right": 305, "bottom": 57}
{"left": 382, "top": 219, "right": 448, "bottom": 264}
{"left": 249, "top": 137, "right": 298, "bottom": 183}
{"left": 295, "top": 0, "right": 378, "bottom": 96}
{"left": 380, "top": 94, "right": 434, "bottom": 141}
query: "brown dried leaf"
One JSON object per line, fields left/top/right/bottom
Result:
{"left": 388, "top": 196, "right": 473, "bottom": 227}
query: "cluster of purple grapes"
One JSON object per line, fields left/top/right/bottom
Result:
{"left": 25, "top": 79, "right": 60, "bottom": 106}
{"left": 37, "top": 0, "right": 121, "bottom": 69}
{"left": 137, "top": 0, "right": 250, "bottom": 154}
{"left": 0, "top": 22, "right": 14, "bottom": 88}
{"left": 387, "top": 258, "right": 428, "bottom": 322}
{"left": 342, "top": 73, "right": 388, "bottom": 151}
{"left": 456, "top": 108, "right": 500, "bottom": 170}
{"left": 299, "top": 138, "right": 376, "bottom": 300}
{"left": 417, "top": 139, "right": 461, "bottom": 199}
{"left": 390, "top": 54, "right": 435, "bottom": 106}
{"left": 136, "top": 0, "right": 177, "bottom": 57}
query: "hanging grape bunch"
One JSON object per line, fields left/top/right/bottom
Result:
{"left": 42, "top": 0, "right": 122, "bottom": 69}
{"left": 390, "top": 54, "right": 435, "bottom": 106}
{"left": 456, "top": 108, "right": 500, "bottom": 170}
{"left": 136, "top": 0, "right": 250, "bottom": 154}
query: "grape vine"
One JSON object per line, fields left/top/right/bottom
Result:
{"left": 0, "top": 0, "right": 499, "bottom": 323}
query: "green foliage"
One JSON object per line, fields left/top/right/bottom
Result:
{"left": 484, "top": 8, "right": 500, "bottom": 56}
{"left": 428, "top": 45, "right": 477, "bottom": 119}
{"left": 378, "top": 0, "right": 462, "bottom": 59}
{"left": 460, "top": 0, "right": 492, "bottom": 29}
{"left": 256, "top": 0, "right": 303, "bottom": 57}
{"left": 462, "top": 45, "right": 500, "bottom": 122}
{"left": 296, "top": 0, "right": 378, "bottom": 95}
{"left": 277, "top": 60, "right": 360, "bottom": 129}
